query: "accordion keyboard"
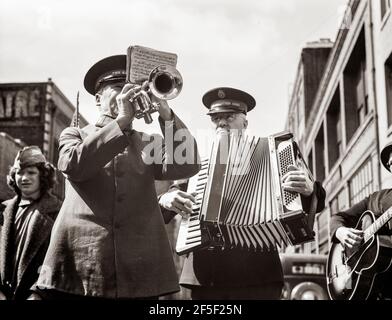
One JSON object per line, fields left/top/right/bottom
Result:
{"left": 176, "top": 159, "right": 209, "bottom": 255}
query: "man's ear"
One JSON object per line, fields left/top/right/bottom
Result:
{"left": 243, "top": 119, "right": 248, "bottom": 129}
{"left": 95, "top": 93, "right": 101, "bottom": 106}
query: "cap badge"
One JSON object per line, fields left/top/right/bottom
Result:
{"left": 217, "top": 90, "right": 226, "bottom": 99}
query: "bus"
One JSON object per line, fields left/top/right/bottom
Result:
{"left": 279, "top": 253, "right": 328, "bottom": 300}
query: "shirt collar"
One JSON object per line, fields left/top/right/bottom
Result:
{"left": 19, "top": 198, "right": 33, "bottom": 208}
{"left": 95, "top": 114, "right": 116, "bottom": 128}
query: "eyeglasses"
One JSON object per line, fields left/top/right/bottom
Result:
{"left": 210, "top": 113, "right": 238, "bottom": 124}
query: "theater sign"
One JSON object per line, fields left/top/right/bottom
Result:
{"left": 0, "top": 86, "right": 43, "bottom": 120}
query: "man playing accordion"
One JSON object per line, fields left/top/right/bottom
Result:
{"left": 159, "top": 87, "right": 326, "bottom": 300}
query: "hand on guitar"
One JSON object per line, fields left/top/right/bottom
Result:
{"left": 282, "top": 165, "right": 314, "bottom": 196}
{"left": 335, "top": 227, "right": 363, "bottom": 249}
{"left": 159, "top": 189, "right": 196, "bottom": 218}
{"left": 0, "top": 290, "right": 6, "bottom": 300}
{"left": 26, "top": 292, "right": 42, "bottom": 300}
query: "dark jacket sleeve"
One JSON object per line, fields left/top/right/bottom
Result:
{"left": 57, "top": 121, "right": 128, "bottom": 182}
{"left": 152, "top": 112, "right": 200, "bottom": 181}
{"left": 329, "top": 197, "right": 369, "bottom": 242}
{"left": 0, "top": 204, "right": 4, "bottom": 225}
{"left": 0, "top": 203, "right": 5, "bottom": 295}
{"left": 300, "top": 180, "right": 326, "bottom": 214}
{"left": 159, "top": 179, "right": 189, "bottom": 224}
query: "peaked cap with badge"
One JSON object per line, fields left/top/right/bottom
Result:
{"left": 84, "top": 55, "right": 127, "bottom": 95}
{"left": 202, "top": 87, "right": 256, "bottom": 115}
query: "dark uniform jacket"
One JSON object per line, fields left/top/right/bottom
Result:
{"left": 330, "top": 189, "right": 392, "bottom": 242}
{"left": 37, "top": 114, "right": 200, "bottom": 298}
{"left": 162, "top": 180, "right": 326, "bottom": 288}
{"left": 0, "top": 193, "right": 60, "bottom": 300}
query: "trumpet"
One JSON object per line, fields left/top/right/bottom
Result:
{"left": 130, "top": 65, "right": 183, "bottom": 124}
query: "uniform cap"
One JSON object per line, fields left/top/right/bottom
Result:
{"left": 84, "top": 55, "right": 127, "bottom": 95}
{"left": 380, "top": 141, "right": 392, "bottom": 172}
{"left": 202, "top": 87, "right": 256, "bottom": 115}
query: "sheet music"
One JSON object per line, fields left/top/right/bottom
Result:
{"left": 127, "top": 45, "right": 177, "bottom": 83}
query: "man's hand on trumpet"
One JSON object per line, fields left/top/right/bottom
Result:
{"left": 115, "top": 83, "right": 141, "bottom": 130}
{"left": 153, "top": 98, "right": 173, "bottom": 122}
{"left": 140, "top": 80, "right": 173, "bottom": 122}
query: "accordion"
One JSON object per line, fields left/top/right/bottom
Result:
{"left": 176, "top": 131, "right": 315, "bottom": 255}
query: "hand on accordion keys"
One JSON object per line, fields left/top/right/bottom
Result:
{"left": 281, "top": 165, "right": 314, "bottom": 197}
{"left": 159, "top": 188, "right": 197, "bottom": 218}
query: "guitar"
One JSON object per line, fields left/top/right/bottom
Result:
{"left": 326, "top": 209, "right": 392, "bottom": 300}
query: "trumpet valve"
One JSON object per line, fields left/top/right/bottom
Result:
{"left": 151, "top": 102, "right": 160, "bottom": 112}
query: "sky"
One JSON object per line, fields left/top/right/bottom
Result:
{"left": 0, "top": 0, "right": 348, "bottom": 157}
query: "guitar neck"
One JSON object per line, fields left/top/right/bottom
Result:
{"left": 364, "top": 208, "right": 392, "bottom": 242}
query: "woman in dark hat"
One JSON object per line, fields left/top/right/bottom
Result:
{"left": 0, "top": 146, "right": 60, "bottom": 300}
{"left": 330, "top": 142, "right": 392, "bottom": 299}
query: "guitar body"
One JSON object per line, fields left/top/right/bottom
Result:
{"left": 326, "top": 211, "right": 392, "bottom": 300}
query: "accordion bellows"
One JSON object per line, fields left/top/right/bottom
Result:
{"left": 176, "top": 131, "right": 315, "bottom": 255}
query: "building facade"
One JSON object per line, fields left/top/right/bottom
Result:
{"left": 0, "top": 132, "right": 26, "bottom": 201}
{"left": 286, "top": 0, "right": 392, "bottom": 255}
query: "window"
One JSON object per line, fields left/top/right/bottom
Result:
{"left": 330, "top": 187, "right": 349, "bottom": 214}
{"left": 326, "top": 87, "right": 342, "bottom": 169}
{"left": 349, "top": 159, "right": 374, "bottom": 205}
{"left": 381, "top": 0, "right": 391, "bottom": 20}
{"left": 337, "top": 187, "right": 349, "bottom": 211}
{"left": 316, "top": 209, "right": 330, "bottom": 254}
{"left": 298, "top": 85, "right": 305, "bottom": 140}
{"left": 291, "top": 113, "right": 298, "bottom": 138}
{"left": 343, "top": 28, "right": 367, "bottom": 143}
{"left": 356, "top": 60, "right": 368, "bottom": 126}
{"left": 315, "top": 127, "right": 325, "bottom": 182}
{"left": 336, "top": 118, "right": 343, "bottom": 157}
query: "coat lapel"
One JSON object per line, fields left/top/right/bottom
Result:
{"left": 0, "top": 196, "right": 19, "bottom": 284}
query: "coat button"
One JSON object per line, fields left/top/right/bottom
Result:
{"left": 114, "top": 223, "right": 121, "bottom": 230}
{"left": 117, "top": 195, "right": 125, "bottom": 202}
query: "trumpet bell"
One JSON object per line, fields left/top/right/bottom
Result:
{"left": 149, "top": 65, "right": 183, "bottom": 100}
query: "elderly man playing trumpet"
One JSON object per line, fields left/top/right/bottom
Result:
{"left": 34, "top": 54, "right": 200, "bottom": 300}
